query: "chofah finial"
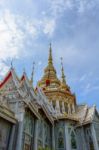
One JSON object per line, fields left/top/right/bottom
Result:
{"left": 31, "top": 61, "right": 35, "bottom": 84}
{"left": 60, "top": 57, "right": 66, "bottom": 85}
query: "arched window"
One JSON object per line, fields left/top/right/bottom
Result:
{"left": 64, "top": 102, "right": 68, "bottom": 113}
{"left": 71, "top": 131, "right": 77, "bottom": 149}
{"left": 86, "top": 129, "right": 94, "bottom": 150}
{"left": 58, "top": 128, "right": 64, "bottom": 149}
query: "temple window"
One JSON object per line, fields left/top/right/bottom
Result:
{"left": 23, "top": 110, "right": 35, "bottom": 150}
{"left": 38, "top": 120, "right": 43, "bottom": 149}
{"left": 64, "top": 102, "right": 68, "bottom": 113}
{"left": 86, "top": 128, "right": 94, "bottom": 150}
{"left": 44, "top": 123, "right": 48, "bottom": 145}
{"left": 57, "top": 128, "right": 64, "bottom": 149}
{"left": 71, "top": 131, "right": 77, "bottom": 149}
{"left": 44, "top": 122, "right": 51, "bottom": 147}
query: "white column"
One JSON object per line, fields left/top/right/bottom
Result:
{"left": 8, "top": 125, "right": 16, "bottom": 150}
{"left": 52, "top": 125, "right": 55, "bottom": 150}
{"left": 91, "top": 123, "right": 99, "bottom": 150}
{"left": 50, "top": 101, "right": 52, "bottom": 106}
{"left": 68, "top": 103, "right": 71, "bottom": 114}
{"left": 34, "top": 119, "right": 38, "bottom": 150}
{"left": 16, "top": 121, "right": 24, "bottom": 150}
{"left": 42, "top": 121, "right": 45, "bottom": 148}
{"left": 16, "top": 112, "right": 24, "bottom": 150}
{"left": 62, "top": 101, "right": 65, "bottom": 113}
{"left": 56, "top": 101, "right": 60, "bottom": 113}
{"left": 72, "top": 103, "right": 75, "bottom": 113}
{"left": 65, "top": 123, "right": 71, "bottom": 150}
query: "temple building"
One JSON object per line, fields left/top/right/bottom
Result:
{"left": 0, "top": 45, "right": 99, "bottom": 150}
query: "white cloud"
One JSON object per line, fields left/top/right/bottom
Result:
{"left": 38, "top": 61, "right": 42, "bottom": 66}
{"left": 0, "top": 10, "right": 26, "bottom": 76}
{"left": 0, "top": 61, "right": 9, "bottom": 77}
{"left": 0, "top": 0, "right": 6, "bottom": 6}
{"left": 0, "top": 10, "right": 26, "bottom": 60}
{"left": 84, "top": 83, "right": 99, "bottom": 95}
{"left": 0, "top": 9, "right": 57, "bottom": 76}
{"left": 43, "top": 19, "right": 56, "bottom": 36}
{"left": 0, "top": 9, "right": 36, "bottom": 76}
{"left": 79, "top": 74, "right": 87, "bottom": 82}
{"left": 48, "top": 0, "right": 99, "bottom": 17}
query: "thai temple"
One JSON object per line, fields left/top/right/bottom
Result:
{"left": 0, "top": 44, "right": 99, "bottom": 150}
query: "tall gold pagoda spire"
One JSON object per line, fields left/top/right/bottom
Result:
{"left": 38, "top": 44, "right": 60, "bottom": 88}
{"left": 48, "top": 43, "right": 53, "bottom": 65}
{"left": 61, "top": 57, "right": 66, "bottom": 85}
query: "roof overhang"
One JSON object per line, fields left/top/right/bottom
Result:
{"left": 0, "top": 104, "right": 17, "bottom": 124}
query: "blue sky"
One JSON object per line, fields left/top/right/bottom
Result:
{"left": 0, "top": 0, "right": 99, "bottom": 109}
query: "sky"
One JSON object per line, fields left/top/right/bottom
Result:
{"left": 0, "top": 0, "right": 99, "bottom": 109}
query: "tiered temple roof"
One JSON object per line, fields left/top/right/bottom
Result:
{"left": 0, "top": 45, "right": 98, "bottom": 126}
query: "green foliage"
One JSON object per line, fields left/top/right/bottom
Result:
{"left": 38, "top": 146, "right": 51, "bottom": 150}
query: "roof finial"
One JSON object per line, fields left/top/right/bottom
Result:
{"left": 23, "top": 67, "right": 26, "bottom": 74}
{"left": 60, "top": 57, "right": 66, "bottom": 85}
{"left": 31, "top": 62, "right": 35, "bottom": 85}
{"left": 48, "top": 43, "right": 53, "bottom": 65}
{"left": 11, "top": 60, "right": 13, "bottom": 69}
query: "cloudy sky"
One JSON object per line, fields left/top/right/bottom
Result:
{"left": 0, "top": 0, "right": 99, "bottom": 109}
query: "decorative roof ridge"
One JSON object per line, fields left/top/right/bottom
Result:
{"left": 77, "top": 103, "right": 87, "bottom": 107}
{"left": 55, "top": 115, "right": 79, "bottom": 122}
{"left": 37, "top": 87, "right": 55, "bottom": 114}
{"left": 90, "top": 105, "right": 96, "bottom": 122}
{"left": 20, "top": 72, "right": 37, "bottom": 100}
{"left": 0, "top": 67, "right": 20, "bottom": 89}
{"left": 82, "top": 105, "right": 89, "bottom": 122}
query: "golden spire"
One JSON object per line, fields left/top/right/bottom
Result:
{"left": 38, "top": 44, "right": 60, "bottom": 88}
{"left": 31, "top": 62, "right": 35, "bottom": 84}
{"left": 48, "top": 43, "right": 53, "bottom": 65}
{"left": 61, "top": 57, "right": 66, "bottom": 85}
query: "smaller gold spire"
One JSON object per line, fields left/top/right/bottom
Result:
{"left": 31, "top": 62, "right": 35, "bottom": 84}
{"left": 61, "top": 57, "right": 66, "bottom": 85}
{"left": 48, "top": 43, "right": 53, "bottom": 65}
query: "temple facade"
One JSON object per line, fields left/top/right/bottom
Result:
{"left": 0, "top": 45, "right": 99, "bottom": 150}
